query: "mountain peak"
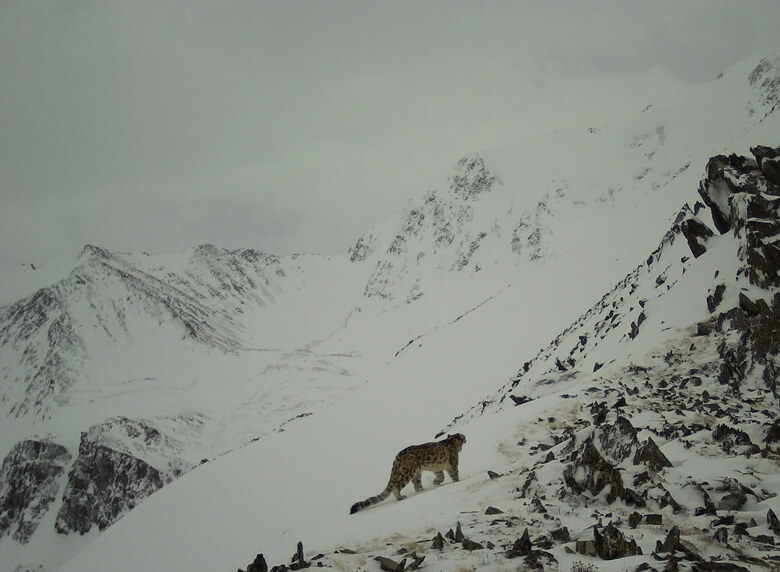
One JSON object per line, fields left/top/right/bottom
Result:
{"left": 747, "top": 53, "right": 780, "bottom": 120}
{"left": 448, "top": 154, "right": 499, "bottom": 200}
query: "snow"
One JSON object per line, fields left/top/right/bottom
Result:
{"left": 2, "top": 50, "right": 780, "bottom": 572}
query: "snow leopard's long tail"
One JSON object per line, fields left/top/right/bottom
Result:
{"left": 350, "top": 485, "right": 392, "bottom": 514}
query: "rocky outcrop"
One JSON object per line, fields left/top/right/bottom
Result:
{"left": 54, "top": 418, "right": 181, "bottom": 535}
{"left": 361, "top": 154, "right": 500, "bottom": 300}
{"left": 449, "top": 155, "right": 498, "bottom": 200}
{"left": 0, "top": 286, "right": 87, "bottom": 421}
{"left": 0, "top": 439, "right": 71, "bottom": 543}
{"left": 697, "top": 146, "right": 780, "bottom": 394}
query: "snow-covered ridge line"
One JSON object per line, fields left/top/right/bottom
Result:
{"left": 1, "top": 51, "right": 779, "bottom": 572}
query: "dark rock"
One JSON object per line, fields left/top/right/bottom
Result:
{"left": 55, "top": 430, "right": 164, "bottom": 535}
{"left": 246, "top": 554, "right": 268, "bottom": 572}
{"left": 431, "top": 532, "right": 444, "bottom": 550}
{"left": 563, "top": 437, "right": 625, "bottom": 503}
{"left": 752, "top": 145, "right": 780, "bottom": 185}
{"left": 533, "top": 534, "right": 553, "bottom": 549}
{"left": 551, "top": 527, "right": 570, "bottom": 542}
{"left": 575, "top": 539, "right": 598, "bottom": 557}
{"left": 454, "top": 522, "right": 464, "bottom": 543}
{"left": 594, "top": 523, "right": 640, "bottom": 560}
{"left": 680, "top": 214, "right": 714, "bottom": 258}
{"left": 598, "top": 416, "right": 637, "bottom": 463}
{"left": 694, "top": 488, "right": 718, "bottom": 516}
{"left": 629, "top": 512, "right": 642, "bottom": 528}
{"left": 694, "top": 563, "right": 750, "bottom": 571}
{"left": 461, "top": 538, "right": 483, "bottom": 551}
{"left": 407, "top": 554, "right": 425, "bottom": 570}
{"left": 485, "top": 506, "right": 503, "bottom": 515}
{"left": 290, "top": 541, "right": 308, "bottom": 569}
{"left": 530, "top": 497, "right": 547, "bottom": 514}
{"left": 764, "top": 419, "right": 780, "bottom": 444}
{"left": 739, "top": 293, "right": 770, "bottom": 317}
{"left": 510, "top": 395, "right": 532, "bottom": 406}
{"left": 375, "top": 556, "right": 405, "bottom": 571}
{"left": 768, "top": 508, "right": 780, "bottom": 535}
{"left": 506, "top": 528, "right": 532, "bottom": 557}
{"left": 633, "top": 437, "right": 672, "bottom": 471}
{"left": 707, "top": 284, "right": 726, "bottom": 313}
{"left": 712, "top": 515, "right": 735, "bottom": 526}
{"left": 657, "top": 526, "right": 703, "bottom": 563}
{"left": 0, "top": 439, "right": 72, "bottom": 543}
{"left": 487, "top": 470, "right": 501, "bottom": 479}
{"left": 713, "top": 528, "right": 728, "bottom": 545}
{"left": 645, "top": 514, "right": 662, "bottom": 525}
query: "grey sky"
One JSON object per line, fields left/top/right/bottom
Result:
{"left": 1, "top": 1, "right": 778, "bottom": 265}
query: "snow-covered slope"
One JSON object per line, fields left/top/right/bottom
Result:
{"left": 55, "top": 143, "right": 780, "bottom": 572}
{"left": 1, "top": 51, "right": 779, "bottom": 572}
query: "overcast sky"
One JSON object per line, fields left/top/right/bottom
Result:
{"left": 1, "top": 1, "right": 778, "bottom": 265}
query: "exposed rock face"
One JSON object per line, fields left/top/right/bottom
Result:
{"left": 0, "top": 287, "right": 87, "bottom": 421}
{"left": 0, "top": 439, "right": 71, "bottom": 543}
{"left": 55, "top": 422, "right": 167, "bottom": 535}
{"left": 698, "top": 145, "right": 780, "bottom": 288}
{"left": 449, "top": 155, "right": 498, "bottom": 200}
{"left": 748, "top": 55, "right": 780, "bottom": 120}
{"left": 361, "top": 154, "right": 501, "bottom": 300}
{"left": 697, "top": 145, "right": 780, "bottom": 394}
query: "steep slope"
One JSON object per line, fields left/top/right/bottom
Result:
{"left": 52, "top": 145, "right": 780, "bottom": 572}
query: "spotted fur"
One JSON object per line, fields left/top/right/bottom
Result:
{"left": 350, "top": 433, "right": 466, "bottom": 514}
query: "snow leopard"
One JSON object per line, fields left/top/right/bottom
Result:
{"left": 350, "top": 433, "right": 466, "bottom": 514}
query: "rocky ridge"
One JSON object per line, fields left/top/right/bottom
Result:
{"left": 236, "top": 148, "right": 780, "bottom": 571}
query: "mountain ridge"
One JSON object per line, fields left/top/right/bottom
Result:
{"left": 0, "top": 51, "right": 779, "bottom": 572}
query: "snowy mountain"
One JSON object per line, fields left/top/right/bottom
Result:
{"left": 0, "top": 52, "right": 779, "bottom": 572}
